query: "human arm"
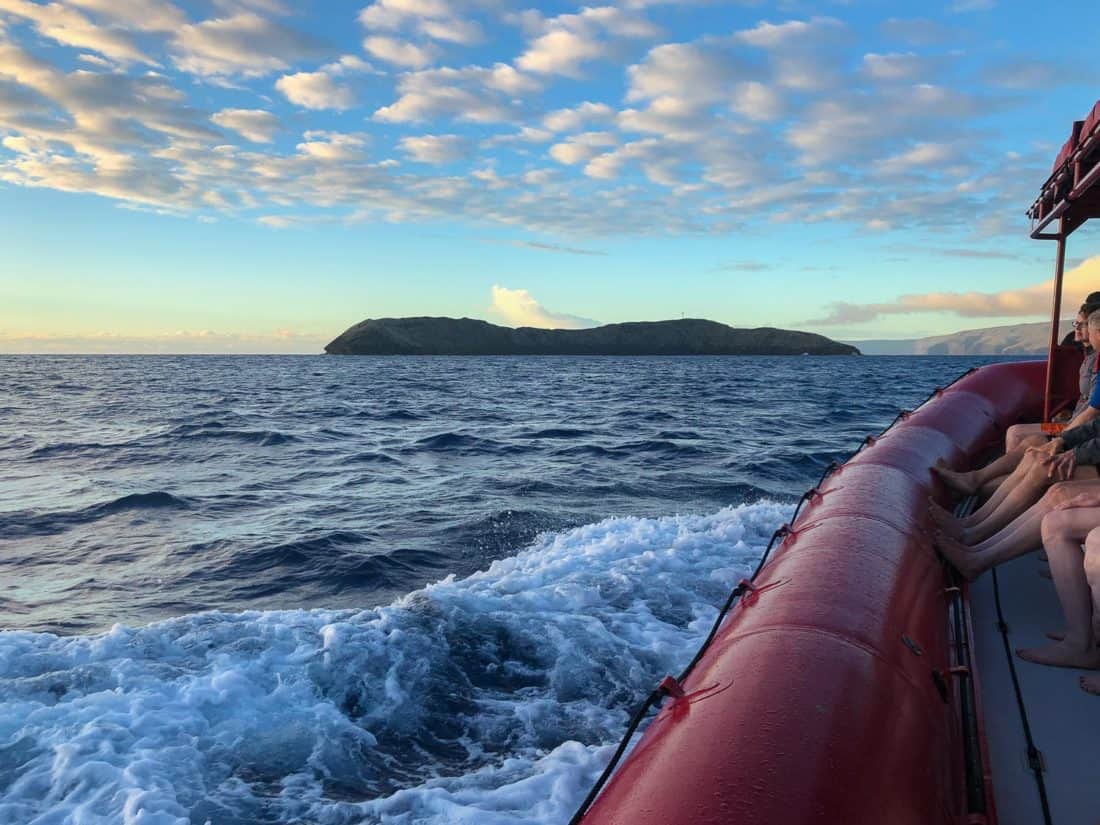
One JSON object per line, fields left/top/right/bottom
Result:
{"left": 1065, "top": 404, "right": 1100, "bottom": 430}
{"left": 1058, "top": 414, "right": 1100, "bottom": 462}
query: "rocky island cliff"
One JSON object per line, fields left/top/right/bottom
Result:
{"left": 325, "top": 317, "right": 860, "bottom": 356}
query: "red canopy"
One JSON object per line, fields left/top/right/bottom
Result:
{"left": 1029, "top": 99, "right": 1100, "bottom": 238}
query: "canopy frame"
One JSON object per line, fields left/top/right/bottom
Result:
{"left": 1031, "top": 103, "right": 1100, "bottom": 420}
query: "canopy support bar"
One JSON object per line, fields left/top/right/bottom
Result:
{"left": 1043, "top": 220, "right": 1068, "bottom": 422}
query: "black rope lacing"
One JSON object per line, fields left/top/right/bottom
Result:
{"left": 566, "top": 365, "right": 982, "bottom": 824}
{"left": 991, "top": 567, "right": 1054, "bottom": 825}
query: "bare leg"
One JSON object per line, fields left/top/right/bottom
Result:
{"left": 978, "top": 475, "right": 1009, "bottom": 498}
{"left": 933, "top": 482, "right": 1100, "bottom": 579}
{"left": 1083, "top": 532, "right": 1100, "bottom": 694}
{"left": 933, "top": 450, "right": 1026, "bottom": 496}
{"left": 935, "top": 508, "right": 1044, "bottom": 580}
{"left": 1017, "top": 509, "right": 1100, "bottom": 669}
{"left": 941, "top": 452, "right": 1042, "bottom": 532}
{"left": 1005, "top": 424, "right": 1048, "bottom": 452}
{"left": 960, "top": 453, "right": 1057, "bottom": 544}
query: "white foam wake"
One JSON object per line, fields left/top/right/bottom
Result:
{"left": 0, "top": 501, "right": 785, "bottom": 825}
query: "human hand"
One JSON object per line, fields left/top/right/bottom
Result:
{"left": 1056, "top": 491, "right": 1100, "bottom": 510}
{"left": 1046, "top": 451, "right": 1077, "bottom": 481}
{"left": 1027, "top": 438, "right": 1062, "bottom": 458}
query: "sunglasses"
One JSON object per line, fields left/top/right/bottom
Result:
{"left": 1074, "top": 321, "right": 1086, "bottom": 329}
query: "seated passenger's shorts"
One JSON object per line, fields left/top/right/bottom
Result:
{"left": 1042, "top": 423, "right": 1068, "bottom": 436}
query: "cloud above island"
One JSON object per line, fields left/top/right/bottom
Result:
{"left": 488, "top": 285, "right": 599, "bottom": 329}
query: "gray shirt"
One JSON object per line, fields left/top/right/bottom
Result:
{"left": 1072, "top": 349, "right": 1100, "bottom": 419}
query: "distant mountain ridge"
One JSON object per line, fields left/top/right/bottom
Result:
{"left": 848, "top": 321, "right": 1073, "bottom": 355}
{"left": 326, "top": 317, "right": 860, "bottom": 356}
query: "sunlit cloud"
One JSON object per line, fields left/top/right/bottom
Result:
{"left": 488, "top": 285, "right": 599, "bottom": 329}
{"left": 809, "top": 255, "right": 1100, "bottom": 325}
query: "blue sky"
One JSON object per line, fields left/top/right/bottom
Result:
{"left": 1, "top": 0, "right": 1098, "bottom": 352}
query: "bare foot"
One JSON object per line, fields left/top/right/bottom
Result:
{"left": 1081, "top": 674, "right": 1100, "bottom": 695}
{"left": 934, "top": 530, "right": 982, "bottom": 580}
{"left": 1045, "top": 630, "right": 1100, "bottom": 647}
{"left": 932, "top": 459, "right": 979, "bottom": 495}
{"left": 929, "top": 500, "right": 965, "bottom": 539}
{"left": 1017, "top": 639, "right": 1100, "bottom": 669}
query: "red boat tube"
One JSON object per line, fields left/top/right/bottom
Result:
{"left": 578, "top": 360, "right": 1045, "bottom": 825}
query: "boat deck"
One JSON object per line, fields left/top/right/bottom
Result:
{"left": 969, "top": 550, "right": 1100, "bottom": 824}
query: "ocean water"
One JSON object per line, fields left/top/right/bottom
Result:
{"left": 0, "top": 354, "right": 1019, "bottom": 824}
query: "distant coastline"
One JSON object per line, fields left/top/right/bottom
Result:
{"left": 846, "top": 320, "right": 1072, "bottom": 355}
{"left": 325, "top": 317, "right": 861, "bottom": 356}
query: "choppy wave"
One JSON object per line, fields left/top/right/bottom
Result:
{"left": 0, "top": 502, "right": 783, "bottom": 825}
{"left": 0, "top": 353, "right": 1009, "bottom": 823}
{"left": 1, "top": 492, "right": 192, "bottom": 539}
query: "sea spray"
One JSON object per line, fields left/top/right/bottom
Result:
{"left": 0, "top": 501, "right": 784, "bottom": 825}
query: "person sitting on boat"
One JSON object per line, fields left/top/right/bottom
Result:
{"left": 930, "top": 406, "right": 1100, "bottom": 550}
{"left": 1008, "top": 490, "right": 1100, "bottom": 696}
{"left": 932, "top": 473, "right": 1100, "bottom": 579}
{"left": 929, "top": 317, "right": 1100, "bottom": 549}
{"left": 933, "top": 302, "right": 1100, "bottom": 496}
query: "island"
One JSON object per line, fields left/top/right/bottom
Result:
{"left": 325, "top": 317, "right": 860, "bottom": 356}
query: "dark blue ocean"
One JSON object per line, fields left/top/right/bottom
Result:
{"left": 0, "top": 355, "right": 1019, "bottom": 824}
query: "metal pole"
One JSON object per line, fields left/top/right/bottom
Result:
{"left": 1043, "top": 220, "right": 1068, "bottom": 421}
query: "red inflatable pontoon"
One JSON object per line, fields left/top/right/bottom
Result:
{"left": 574, "top": 98, "right": 1100, "bottom": 825}
{"left": 576, "top": 361, "right": 1039, "bottom": 825}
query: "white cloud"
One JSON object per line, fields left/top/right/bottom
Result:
{"left": 66, "top": 0, "right": 186, "bottom": 32}
{"left": 517, "top": 6, "right": 660, "bottom": 77}
{"left": 276, "top": 71, "right": 355, "bottom": 110}
{"left": 873, "top": 142, "right": 962, "bottom": 176}
{"left": 171, "top": 12, "right": 329, "bottom": 77}
{"left": 399, "top": 134, "right": 471, "bottom": 163}
{"left": 363, "top": 35, "right": 437, "bottom": 67}
{"left": 787, "top": 84, "right": 984, "bottom": 165}
{"left": 548, "top": 131, "right": 617, "bottom": 165}
{"left": 374, "top": 64, "right": 540, "bottom": 123}
{"left": 734, "top": 17, "right": 849, "bottom": 91}
{"left": 295, "top": 131, "right": 367, "bottom": 161}
{"left": 862, "top": 52, "right": 941, "bottom": 82}
{"left": 543, "top": 101, "right": 615, "bottom": 133}
{"left": 627, "top": 41, "right": 754, "bottom": 104}
{"left": 618, "top": 96, "right": 710, "bottom": 137}
{"left": 730, "top": 81, "right": 785, "bottom": 121}
{"left": 488, "top": 285, "right": 599, "bottom": 329}
{"left": 211, "top": 108, "right": 280, "bottom": 142}
{"left": 517, "top": 29, "right": 603, "bottom": 76}
{"left": 359, "top": 0, "right": 484, "bottom": 45}
{"left": 0, "top": 0, "right": 154, "bottom": 64}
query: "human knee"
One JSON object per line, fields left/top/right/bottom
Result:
{"left": 1041, "top": 509, "right": 1074, "bottom": 542}
{"left": 1020, "top": 449, "right": 1043, "bottom": 471}
{"left": 1043, "top": 482, "right": 1076, "bottom": 507}
{"left": 1005, "top": 424, "right": 1025, "bottom": 450}
{"left": 1084, "top": 531, "right": 1100, "bottom": 581}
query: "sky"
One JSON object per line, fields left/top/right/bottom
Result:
{"left": 0, "top": 0, "right": 1098, "bottom": 353}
